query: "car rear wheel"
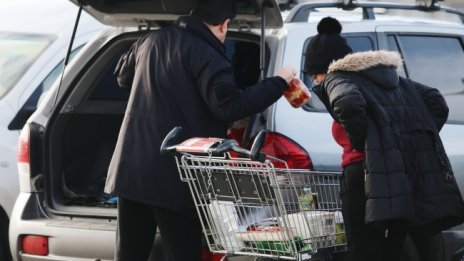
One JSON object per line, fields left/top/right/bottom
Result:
{"left": 0, "top": 210, "right": 12, "bottom": 261}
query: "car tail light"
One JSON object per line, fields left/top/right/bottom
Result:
{"left": 261, "top": 132, "right": 313, "bottom": 169}
{"left": 17, "top": 124, "right": 32, "bottom": 192}
{"left": 201, "top": 247, "right": 227, "bottom": 261}
{"left": 18, "top": 124, "right": 30, "bottom": 164}
{"left": 17, "top": 123, "right": 43, "bottom": 192}
{"left": 21, "top": 235, "right": 49, "bottom": 256}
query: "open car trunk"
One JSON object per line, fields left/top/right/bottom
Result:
{"left": 45, "top": 0, "right": 282, "bottom": 218}
{"left": 46, "top": 30, "right": 271, "bottom": 217}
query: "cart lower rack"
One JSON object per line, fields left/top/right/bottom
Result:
{"left": 177, "top": 154, "right": 345, "bottom": 261}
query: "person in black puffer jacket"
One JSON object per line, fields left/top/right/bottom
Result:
{"left": 306, "top": 17, "right": 464, "bottom": 261}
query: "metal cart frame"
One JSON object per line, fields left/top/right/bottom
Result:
{"left": 161, "top": 127, "right": 346, "bottom": 261}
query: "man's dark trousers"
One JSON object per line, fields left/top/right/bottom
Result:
{"left": 115, "top": 197, "right": 202, "bottom": 261}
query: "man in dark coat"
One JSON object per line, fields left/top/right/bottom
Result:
{"left": 307, "top": 17, "right": 464, "bottom": 261}
{"left": 104, "top": 0, "right": 296, "bottom": 260}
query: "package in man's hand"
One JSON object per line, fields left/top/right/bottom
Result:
{"left": 284, "top": 78, "right": 311, "bottom": 108}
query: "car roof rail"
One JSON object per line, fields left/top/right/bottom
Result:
{"left": 285, "top": 0, "right": 464, "bottom": 24}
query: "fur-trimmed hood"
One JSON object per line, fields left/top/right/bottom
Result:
{"left": 327, "top": 51, "right": 403, "bottom": 90}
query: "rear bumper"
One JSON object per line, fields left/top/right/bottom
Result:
{"left": 9, "top": 193, "right": 116, "bottom": 261}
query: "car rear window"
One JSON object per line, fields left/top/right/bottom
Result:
{"left": 0, "top": 32, "right": 52, "bottom": 99}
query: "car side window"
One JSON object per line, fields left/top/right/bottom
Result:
{"left": 390, "top": 34, "right": 464, "bottom": 95}
{"left": 302, "top": 34, "right": 376, "bottom": 112}
{"left": 8, "top": 45, "right": 84, "bottom": 130}
{"left": 386, "top": 36, "right": 407, "bottom": 78}
{"left": 345, "top": 36, "right": 375, "bottom": 52}
{"left": 388, "top": 34, "right": 464, "bottom": 122}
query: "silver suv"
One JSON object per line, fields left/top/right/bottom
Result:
{"left": 0, "top": 1, "right": 102, "bottom": 260}
{"left": 9, "top": 0, "right": 464, "bottom": 260}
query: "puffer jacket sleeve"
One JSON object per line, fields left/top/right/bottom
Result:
{"left": 401, "top": 77, "right": 449, "bottom": 131}
{"left": 193, "top": 59, "right": 287, "bottom": 123}
{"left": 324, "top": 73, "right": 368, "bottom": 151}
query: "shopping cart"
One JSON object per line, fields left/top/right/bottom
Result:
{"left": 161, "top": 127, "right": 346, "bottom": 261}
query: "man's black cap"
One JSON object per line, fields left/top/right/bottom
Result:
{"left": 191, "top": 0, "right": 236, "bottom": 25}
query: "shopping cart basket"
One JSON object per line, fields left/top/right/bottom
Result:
{"left": 161, "top": 127, "right": 346, "bottom": 261}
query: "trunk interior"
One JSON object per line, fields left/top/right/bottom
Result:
{"left": 46, "top": 30, "right": 269, "bottom": 217}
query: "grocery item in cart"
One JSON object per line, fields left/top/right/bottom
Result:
{"left": 298, "top": 184, "right": 316, "bottom": 211}
{"left": 283, "top": 78, "right": 311, "bottom": 108}
{"left": 280, "top": 211, "right": 336, "bottom": 241}
{"left": 235, "top": 218, "right": 310, "bottom": 253}
{"left": 247, "top": 237, "right": 311, "bottom": 254}
{"left": 208, "top": 200, "right": 245, "bottom": 251}
{"left": 334, "top": 211, "right": 346, "bottom": 244}
{"left": 175, "top": 137, "right": 223, "bottom": 153}
{"left": 236, "top": 218, "right": 291, "bottom": 242}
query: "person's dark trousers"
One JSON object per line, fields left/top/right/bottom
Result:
{"left": 340, "top": 162, "right": 407, "bottom": 261}
{"left": 407, "top": 228, "right": 438, "bottom": 261}
{"left": 115, "top": 197, "right": 202, "bottom": 261}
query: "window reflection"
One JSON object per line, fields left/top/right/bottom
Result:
{"left": 399, "top": 35, "right": 464, "bottom": 96}
{"left": 0, "top": 33, "right": 52, "bottom": 98}
{"left": 396, "top": 35, "right": 464, "bottom": 122}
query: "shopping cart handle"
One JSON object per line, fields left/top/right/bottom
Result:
{"left": 160, "top": 126, "right": 183, "bottom": 155}
{"left": 217, "top": 130, "right": 267, "bottom": 162}
{"left": 250, "top": 130, "right": 267, "bottom": 162}
{"left": 208, "top": 137, "right": 266, "bottom": 162}
{"left": 208, "top": 139, "right": 237, "bottom": 155}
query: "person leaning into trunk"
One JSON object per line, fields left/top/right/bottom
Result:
{"left": 306, "top": 17, "right": 464, "bottom": 261}
{"left": 104, "top": 0, "right": 296, "bottom": 260}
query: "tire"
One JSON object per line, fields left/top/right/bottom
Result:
{"left": 0, "top": 242, "right": 8, "bottom": 261}
{"left": 0, "top": 210, "right": 12, "bottom": 261}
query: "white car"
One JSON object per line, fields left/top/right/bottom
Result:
{"left": 8, "top": 0, "right": 464, "bottom": 260}
{"left": 0, "top": 0, "right": 102, "bottom": 259}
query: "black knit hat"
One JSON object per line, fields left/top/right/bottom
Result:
{"left": 191, "top": 0, "right": 236, "bottom": 26}
{"left": 305, "top": 17, "right": 353, "bottom": 75}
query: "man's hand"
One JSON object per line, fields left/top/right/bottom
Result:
{"left": 275, "top": 65, "right": 297, "bottom": 84}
